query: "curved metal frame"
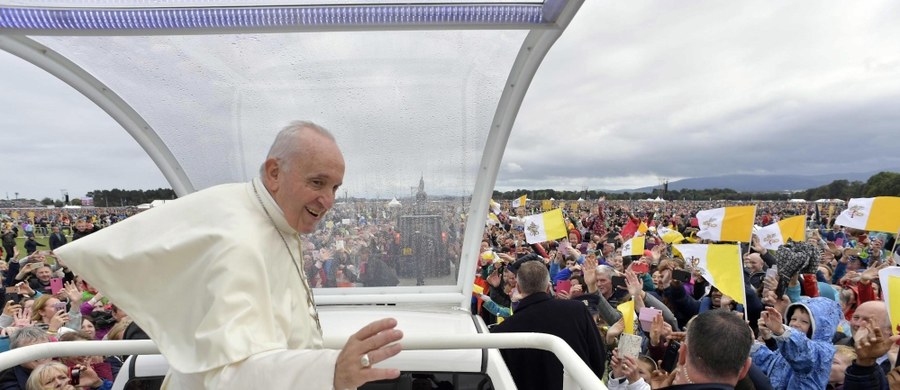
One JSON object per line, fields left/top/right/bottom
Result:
{"left": 457, "top": 0, "right": 583, "bottom": 307}
{"left": 0, "top": 333, "right": 607, "bottom": 389}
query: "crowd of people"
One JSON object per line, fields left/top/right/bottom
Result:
{"left": 0, "top": 213, "right": 150, "bottom": 389}
{"left": 0, "top": 191, "right": 897, "bottom": 389}
{"left": 475, "top": 198, "right": 900, "bottom": 389}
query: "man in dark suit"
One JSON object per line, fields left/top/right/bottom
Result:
{"left": 491, "top": 261, "right": 605, "bottom": 390}
{"left": 49, "top": 225, "right": 68, "bottom": 251}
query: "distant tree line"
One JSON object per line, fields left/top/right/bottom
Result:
{"left": 493, "top": 171, "right": 900, "bottom": 201}
{"left": 40, "top": 188, "right": 176, "bottom": 207}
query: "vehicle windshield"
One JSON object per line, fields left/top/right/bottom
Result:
{"left": 0, "top": 0, "right": 577, "bottom": 306}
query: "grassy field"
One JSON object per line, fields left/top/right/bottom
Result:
{"left": 7, "top": 234, "right": 57, "bottom": 258}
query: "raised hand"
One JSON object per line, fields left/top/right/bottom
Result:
{"left": 63, "top": 281, "right": 83, "bottom": 304}
{"left": 48, "top": 310, "right": 69, "bottom": 332}
{"left": 621, "top": 354, "right": 642, "bottom": 384}
{"left": 854, "top": 320, "right": 900, "bottom": 366}
{"left": 569, "top": 283, "right": 584, "bottom": 297}
{"left": 583, "top": 255, "right": 598, "bottom": 293}
{"left": 625, "top": 269, "right": 642, "bottom": 297}
{"left": 13, "top": 307, "right": 34, "bottom": 328}
{"left": 75, "top": 364, "right": 104, "bottom": 389}
{"left": 486, "top": 270, "right": 501, "bottom": 288}
{"left": 2, "top": 301, "right": 20, "bottom": 317}
{"left": 751, "top": 234, "right": 766, "bottom": 254}
{"left": 863, "top": 261, "right": 889, "bottom": 279}
{"left": 761, "top": 307, "right": 785, "bottom": 336}
{"left": 606, "top": 318, "right": 625, "bottom": 345}
{"left": 610, "top": 348, "right": 625, "bottom": 378}
{"left": 651, "top": 367, "right": 677, "bottom": 388}
{"left": 649, "top": 313, "right": 671, "bottom": 347}
{"left": 16, "top": 282, "right": 35, "bottom": 297}
{"left": 720, "top": 294, "right": 734, "bottom": 309}
{"left": 757, "top": 312, "right": 773, "bottom": 340}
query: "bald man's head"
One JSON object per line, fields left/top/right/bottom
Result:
{"left": 850, "top": 300, "right": 889, "bottom": 334}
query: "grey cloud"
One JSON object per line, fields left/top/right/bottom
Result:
{"left": 3, "top": 2, "right": 900, "bottom": 200}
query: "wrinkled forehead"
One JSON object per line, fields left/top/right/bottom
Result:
{"left": 854, "top": 302, "right": 887, "bottom": 321}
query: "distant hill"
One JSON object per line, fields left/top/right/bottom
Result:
{"left": 627, "top": 169, "right": 899, "bottom": 193}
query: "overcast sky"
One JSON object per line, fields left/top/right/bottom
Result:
{"left": 2, "top": 1, "right": 900, "bottom": 200}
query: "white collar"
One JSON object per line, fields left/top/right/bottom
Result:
{"left": 252, "top": 177, "right": 297, "bottom": 236}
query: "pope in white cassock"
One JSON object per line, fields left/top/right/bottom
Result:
{"left": 55, "top": 121, "right": 404, "bottom": 389}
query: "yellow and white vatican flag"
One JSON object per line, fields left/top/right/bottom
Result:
{"left": 696, "top": 205, "right": 756, "bottom": 243}
{"left": 523, "top": 208, "right": 568, "bottom": 244}
{"left": 673, "top": 244, "right": 746, "bottom": 305}
{"left": 636, "top": 222, "right": 649, "bottom": 236}
{"left": 835, "top": 197, "right": 900, "bottom": 233}
{"left": 622, "top": 236, "right": 646, "bottom": 257}
{"left": 878, "top": 267, "right": 900, "bottom": 335}
{"left": 657, "top": 226, "right": 685, "bottom": 244}
{"left": 486, "top": 213, "right": 501, "bottom": 226}
{"left": 512, "top": 195, "right": 528, "bottom": 208}
{"left": 489, "top": 199, "right": 502, "bottom": 215}
{"left": 754, "top": 215, "right": 806, "bottom": 251}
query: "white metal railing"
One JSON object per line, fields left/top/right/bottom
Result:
{"left": 0, "top": 333, "right": 606, "bottom": 389}
{"left": 0, "top": 339, "right": 158, "bottom": 369}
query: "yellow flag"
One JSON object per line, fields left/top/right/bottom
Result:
{"left": 657, "top": 226, "right": 685, "bottom": 244}
{"left": 541, "top": 200, "right": 553, "bottom": 211}
{"left": 673, "top": 244, "right": 746, "bottom": 305}
{"left": 512, "top": 195, "right": 527, "bottom": 208}
{"left": 696, "top": 206, "right": 756, "bottom": 242}
{"left": 617, "top": 299, "right": 635, "bottom": 335}
{"left": 880, "top": 267, "right": 900, "bottom": 336}
{"left": 622, "top": 236, "right": 645, "bottom": 257}
{"left": 888, "top": 276, "right": 900, "bottom": 336}
{"left": 835, "top": 197, "right": 900, "bottom": 233}
{"left": 637, "top": 222, "right": 649, "bottom": 236}
{"left": 522, "top": 209, "right": 568, "bottom": 244}
{"left": 755, "top": 216, "right": 806, "bottom": 250}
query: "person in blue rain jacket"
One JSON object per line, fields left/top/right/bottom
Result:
{"left": 751, "top": 296, "right": 842, "bottom": 390}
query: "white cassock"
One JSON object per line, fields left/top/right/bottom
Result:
{"left": 55, "top": 178, "right": 340, "bottom": 389}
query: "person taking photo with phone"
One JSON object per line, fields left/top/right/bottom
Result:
{"left": 28, "top": 282, "right": 82, "bottom": 336}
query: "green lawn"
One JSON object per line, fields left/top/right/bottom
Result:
{"left": 9, "top": 234, "right": 66, "bottom": 259}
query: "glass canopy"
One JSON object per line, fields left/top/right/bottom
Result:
{"left": 0, "top": 0, "right": 582, "bottom": 306}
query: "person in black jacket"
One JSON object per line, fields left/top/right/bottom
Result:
{"left": 842, "top": 319, "right": 899, "bottom": 390}
{"left": 491, "top": 261, "right": 605, "bottom": 390}
{"left": 1, "top": 227, "right": 16, "bottom": 262}
{"left": 22, "top": 237, "right": 44, "bottom": 256}
{"left": 48, "top": 226, "right": 67, "bottom": 251}
{"left": 71, "top": 220, "right": 100, "bottom": 241}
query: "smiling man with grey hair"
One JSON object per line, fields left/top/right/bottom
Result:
{"left": 56, "top": 121, "right": 403, "bottom": 389}
{"left": 0, "top": 326, "right": 53, "bottom": 388}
